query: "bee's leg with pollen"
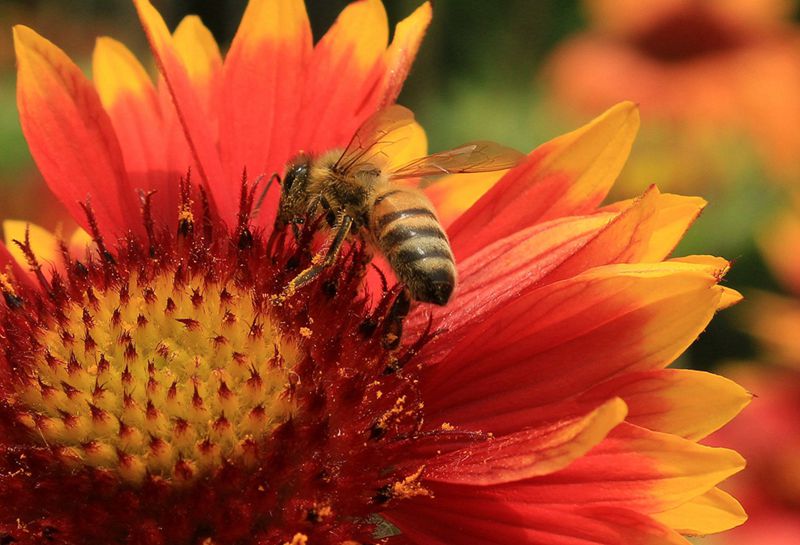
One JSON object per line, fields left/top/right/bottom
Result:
{"left": 282, "top": 213, "right": 354, "bottom": 298}
{"left": 382, "top": 288, "right": 411, "bottom": 350}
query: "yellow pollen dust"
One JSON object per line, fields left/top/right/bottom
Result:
{"left": 178, "top": 204, "right": 194, "bottom": 224}
{"left": 15, "top": 273, "right": 302, "bottom": 484}
{"left": 391, "top": 466, "right": 430, "bottom": 500}
{"left": 284, "top": 533, "right": 308, "bottom": 545}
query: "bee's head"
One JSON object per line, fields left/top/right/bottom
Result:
{"left": 276, "top": 155, "right": 311, "bottom": 229}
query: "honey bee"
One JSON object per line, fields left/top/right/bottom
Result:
{"left": 276, "top": 105, "right": 524, "bottom": 306}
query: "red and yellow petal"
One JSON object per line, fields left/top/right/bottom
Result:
{"left": 422, "top": 262, "right": 728, "bottom": 432}
{"left": 219, "top": 0, "right": 312, "bottom": 224}
{"left": 579, "top": 369, "right": 751, "bottom": 441}
{"left": 13, "top": 25, "right": 141, "bottom": 238}
{"left": 92, "top": 37, "right": 179, "bottom": 223}
{"left": 440, "top": 186, "right": 705, "bottom": 316}
{"left": 599, "top": 191, "right": 707, "bottom": 263}
{"left": 371, "top": 2, "right": 432, "bottom": 109}
{"left": 389, "top": 488, "right": 691, "bottom": 545}
{"left": 425, "top": 170, "right": 507, "bottom": 228}
{"left": 540, "top": 186, "right": 666, "bottom": 283}
{"left": 412, "top": 184, "right": 710, "bottom": 345}
{"left": 133, "top": 0, "right": 229, "bottom": 219}
{"left": 652, "top": 487, "right": 746, "bottom": 535}
{"left": 426, "top": 397, "right": 627, "bottom": 486}
{"left": 68, "top": 227, "right": 94, "bottom": 259}
{"left": 667, "top": 256, "right": 742, "bottom": 310}
{"left": 496, "top": 423, "right": 744, "bottom": 519}
{"left": 540, "top": 187, "right": 710, "bottom": 283}
{"left": 443, "top": 212, "right": 615, "bottom": 316}
{"left": 173, "top": 15, "right": 222, "bottom": 119}
{"left": 291, "top": 0, "right": 389, "bottom": 155}
{"left": 449, "top": 101, "right": 640, "bottom": 260}
{"left": 92, "top": 37, "right": 155, "bottom": 113}
{"left": 403, "top": 209, "right": 615, "bottom": 338}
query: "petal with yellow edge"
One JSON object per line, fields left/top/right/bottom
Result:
{"left": 389, "top": 486, "right": 691, "bottom": 545}
{"left": 92, "top": 37, "right": 177, "bottom": 223}
{"left": 292, "top": 0, "right": 389, "bottom": 154}
{"left": 505, "top": 423, "right": 745, "bottom": 515}
{"left": 426, "top": 397, "right": 627, "bottom": 485}
{"left": 13, "top": 26, "right": 141, "bottom": 238}
{"left": 718, "top": 287, "right": 743, "bottom": 310}
{"left": 447, "top": 186, "right": 706, "bottom": 306}
{"left": 541, "top": 185, "right": 665, "bottom": 283}
{"left": 372, "top": 2, "right": 432, "bottom": 108}
{"left": 68, "top": 228, "right": 94, "bottom": 260}
{"left": 403, "top": 210, "right": 616, "bottom": 340}
{"left": 668, "top": 255, "right": 742, "bottom": 309}
{"left": 422, "top": 262, "right": 728, "bottom": 432}
{"left": 425, "top": 170, "right": 507, "bottom": 228}
{"left": 580, "top": 369, "right": 752, "bottom": 441}
{"left": 133, "top": 0, "right": 230, "bottom": 220}
{"left": 600, "top": 191, "right": 707, "bottom": 263}
{"left": 652, "top": 487, "right": 747, "bottom": 535}
{"left": 447, "top": 212, "right": 615, "bottom": 309}
{"left": 220, "top": 0, "right": 312, "bottom": 223}
{"left": 449, "top": 101, "right": 640, "bottom": 259}
{"left": 173, "top": 15, "right": 222, "bottom": 119}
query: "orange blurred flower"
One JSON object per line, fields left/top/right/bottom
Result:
{"left": 0, "top": 1, "right": 749, "bottom": 544}
{"left": 708, "top": 365, "right": 800, "bottom": 545}
{"left": 544, "top": 0, "right": 800, "bottom": 189}
{"left": 745, "top": 197, "right": 800, "bottom": 365}
{"left": 708, "top": 193, "right": 800, "bottom": 545}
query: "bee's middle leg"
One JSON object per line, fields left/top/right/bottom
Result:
{"left": 283, "top": 213, "right": 354, "bottom": 297}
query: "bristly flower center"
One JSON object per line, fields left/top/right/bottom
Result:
{"left": 0, "top": 175, "right": 436, "bottom": 545}
{"left": 14, "top": 273, "right": 299, "bottom": 484}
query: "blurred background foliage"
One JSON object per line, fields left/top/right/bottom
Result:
{"left": 2, "top": 1, "right": 800, "bottom": 542}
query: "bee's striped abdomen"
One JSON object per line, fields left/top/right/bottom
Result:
{"left": 371, "top": 188, "right": 456, "bottom": 305}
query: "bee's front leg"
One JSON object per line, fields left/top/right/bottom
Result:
{"left": 281, "top": 212, "right": 354, "bottom": 298}
{"left": 289, "top": 218, "right": 303, "bottom": 242}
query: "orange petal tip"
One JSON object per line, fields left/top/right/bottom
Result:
{"left": 718, "top": 287, "right": 744, "bottom": 309}
{"left": 93, "top": 37, "right": 153, "bottom": 108}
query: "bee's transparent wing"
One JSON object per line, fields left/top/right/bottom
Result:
{"left": 334, "top": 105, "right": 418, "bottom": 174}
{"left": 387, "top": 141, "right": 526, "bottom": 180}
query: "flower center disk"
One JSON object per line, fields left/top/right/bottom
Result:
{"left": 14, "top": 273, "right": 300, "bottom": 484}
{"left": 0, "top": 193, "right": 435, "bottom": 544}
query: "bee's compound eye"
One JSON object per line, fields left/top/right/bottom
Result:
{"left": 283, "top": 164, "right": 307, "bottom": 192}
{"left": 283, "top": 171, "right": 295, "bottom": 192}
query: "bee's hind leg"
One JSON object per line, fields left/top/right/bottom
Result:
{"left": 281, "top": 213, "right": 354, "bottom": 299}
{"left": 382, "top": 288, "right": 411, "bottom": 351}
